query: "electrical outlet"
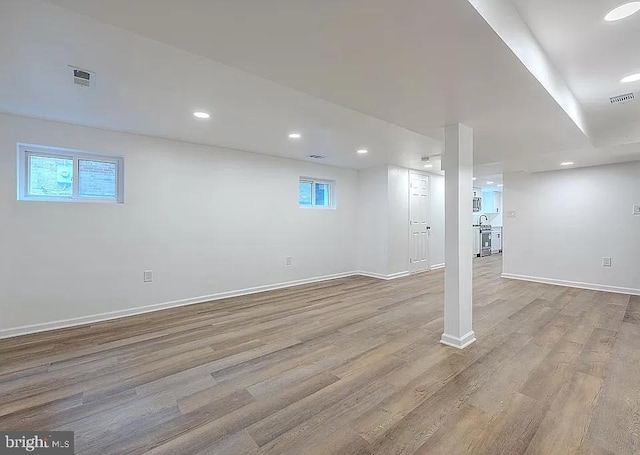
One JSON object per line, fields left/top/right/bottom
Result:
{"left": 633, "top": 205, "right": 640, "bottom": 215}
{"left": 286, "top": 256, "right": 293, "bottom": 266}
{"left": 144, "top": 270, "right": 153, "bottom": 282}
{"left": 602, "top": 257, "right": 612, "bottom": 268}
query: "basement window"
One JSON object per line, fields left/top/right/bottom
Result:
{"left": 17, "top": 143, "right": 124, "bottom": 203}
{"left": 299, "top": 177, "right": 335, "bottom": 209}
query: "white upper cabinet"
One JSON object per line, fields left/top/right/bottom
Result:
{"left": 482, "top": 190, "right": 502, "bottom": 214}
{"left": 494, "top": 192, "right": 502, "bottom": 214}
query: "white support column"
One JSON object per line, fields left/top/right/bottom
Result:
{"left": 441, "top": 123, "right": 476, "bottom": 349}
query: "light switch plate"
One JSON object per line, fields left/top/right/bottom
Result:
{"left": 144, "top": 270, "right": 153, "bottom": 282}
{"left": 507, "top": 211, "right": 517, "bottom": 218}
{"left": 602, "top": 257, "right": 612, "bottom": 267}
{"left": 633, "top": 205, "right": 640, "bottom": 215}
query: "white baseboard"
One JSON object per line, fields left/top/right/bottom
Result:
{"left": 501, "top": 273, "right": 640, "bottom": 296}
{"left": 356, "top": 270, "right": 410, "bottom": 280}
{"left": 0, "top": 267, "right": 444, "bottom": 340}
{"left": 358, "top": 266, "right": 444, "bottom": 280}
{"left": 0, "top": 271, "right": 359, "bottom": 340}
{"left": 440, "top": 331, "right": 476, "bottom": 349}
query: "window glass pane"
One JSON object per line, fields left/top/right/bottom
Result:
{"left": 28, "top": 155, "right": 73, "bottom": 197}
{"left": 315, "top": 183, "right": 330, "bottom": 206}
{"left": 299, "top": 181, "right": 313, "bottom": 206}
{"left": 78, "top": 159, "right": 117, "bottom": 198}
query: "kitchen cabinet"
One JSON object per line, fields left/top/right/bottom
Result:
{"left": 473, "top": 188, "right": 482, "bottom": 213}
{"left": 495, "top": 192, "right": 502, "bottom": 214}
{"left": 482, "top": 191, "right": 502, "bottom": 214}
{"left": 473, "top": 226, "right": 480, "bottom": 256}
{"left": 492, "top": 228, "right": 502, "bottom": 253}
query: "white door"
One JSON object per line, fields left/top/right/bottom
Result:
{"left": 409, "top": 172, "right": 430, "bottom": 273}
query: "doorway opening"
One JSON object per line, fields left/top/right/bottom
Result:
{"left": 409, "top": 171, "right": 430, "bottom": 273}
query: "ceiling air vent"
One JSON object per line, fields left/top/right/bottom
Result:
{"left": 307, "top": 155, "right": 326, "bottom": 159}
{"left": 610, "top": 92, "right": 635, "bottom": 104}
{"left": 70, "top": 66, "right": 95, "bottom": 88}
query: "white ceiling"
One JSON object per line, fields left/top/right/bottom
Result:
{"left": 511, "top": 0, "right": 640, "bottom": 148}
{"left": 3, "top": 0, "right": 640, "bottom": 177}
{"left": 0, "top": 0, "right": 442, "bottom": 172}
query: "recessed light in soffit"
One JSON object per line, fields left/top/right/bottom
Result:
{"left": 605, "top": 2, "right": 640, "bottom": 21}
{"left": 621, "top": 73, "right": 640, "bottom": 83}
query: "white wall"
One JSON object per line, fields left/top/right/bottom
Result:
{"left": 503, "top": 163, "right": 640, "bottom": 294}
{"left": 387, "top": 166, "right": 410, "bottom": 275}
{"left": 357, "top": 165, "right": 445, "bottom": 276}
{"left": 0, "top": 115, "right": 448, "bottom": 336}
{"left": 429, "top": 174, "right": 446, "bottom": 268}
{"left": 356, "top": 165, "right": 389, "bottom": 276}
{"left": 0, "top": 113, "right": 358, "bottom": 334}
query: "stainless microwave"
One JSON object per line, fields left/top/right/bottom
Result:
{"left": 473, "top": 197, "right": 482, "bottom": 212}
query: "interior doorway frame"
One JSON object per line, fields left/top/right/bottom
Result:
{"left": 408, "top": 171, "right": 432, "bottom": 274}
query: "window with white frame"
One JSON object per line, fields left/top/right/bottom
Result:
{"left": 299, "top": 177, "right": 335, "bottom": 208}
{"left": 17, "top": 144, "right": 124, "bottom": 203}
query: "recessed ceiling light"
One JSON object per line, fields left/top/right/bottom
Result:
{"left": 357, "top": 149, "right": 368, "bottom": 155}
{"left": 193, "top": 111, "right": 210, "bottom": 119}
{"left": 288, "top": 132, "right": 301, "bottom": 139}
{"left": 605, "top": 2, "right": 640, "bottom": 21}
{"left": 498, "top": 184, "right": 504, "bottom": 187}
{"left": 621, "top": 73, "right": 640, "bottom": 83}
{"left": 561, "top": 161, "right": 575, "bottom": 166}
{"left": 487, "top": 181, "right": 494, "bottom": 185}
{"left": 472, "top": 177, "right": 477, "bottom": 181}
{"left": 424, "top": 164, "right": 433, "bottom": 168}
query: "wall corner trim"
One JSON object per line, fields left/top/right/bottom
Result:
{"left": 501, "top": 273, "right": 640, "bottom": 296}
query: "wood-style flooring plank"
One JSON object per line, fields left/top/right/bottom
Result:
{"left": 588, "top": 322, "right": 640, "bottom": 455}
{"left": 0, "top": 254, "right": 638, "bottom": 455}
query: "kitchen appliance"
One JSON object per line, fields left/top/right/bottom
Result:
{"left": 480, "top": 224, "right": 492, "bottom": 257}
{"left": 473, "top": 197, "right": 482, "bottom": 212}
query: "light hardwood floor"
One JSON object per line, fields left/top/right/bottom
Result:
{"left": 0, "top": 255, "right": 638, "bottom": 454}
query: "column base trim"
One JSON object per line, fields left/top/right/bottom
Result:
{"left": 440, "top": 331, "right": 476, "bottom": 349}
